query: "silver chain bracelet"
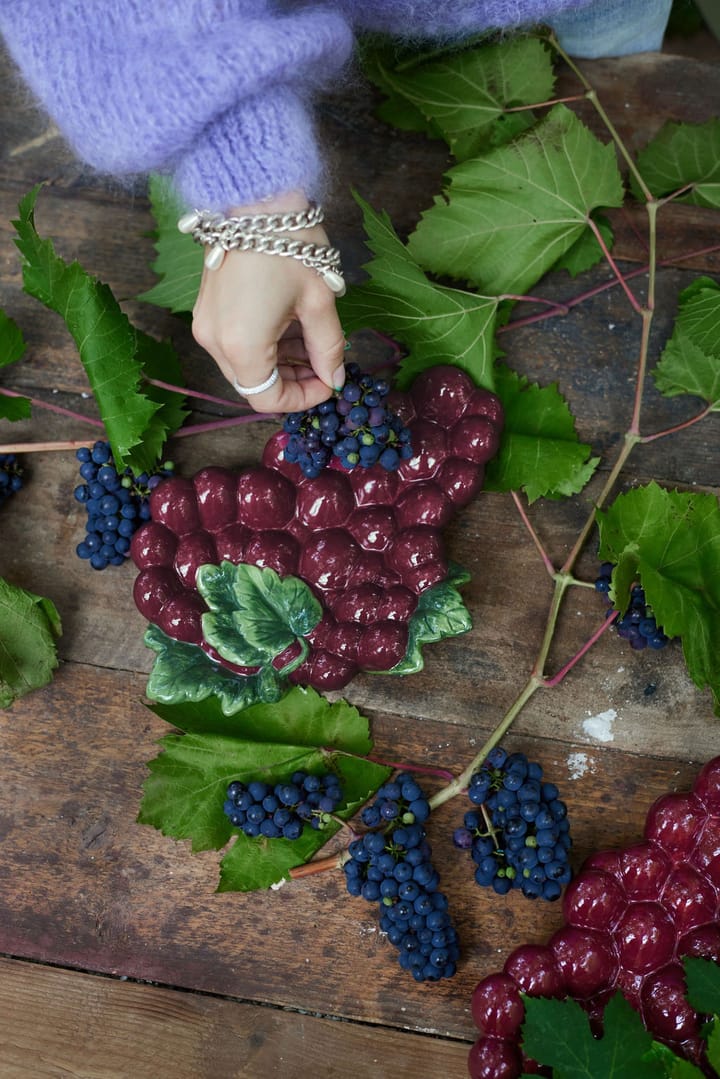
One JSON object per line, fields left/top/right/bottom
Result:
{"left": 177, "top": 202, "right": 345, "bottom": 294}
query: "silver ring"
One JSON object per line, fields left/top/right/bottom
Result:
{"left": 233, "top": 367, "right": 280, "bottom": 397}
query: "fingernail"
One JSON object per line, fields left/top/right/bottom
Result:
{"left": 332, "top": 364, "right": 346, "bottom": 391}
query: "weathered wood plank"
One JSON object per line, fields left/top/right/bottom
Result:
{"left": 0, "top": 661, "right": 705, "bottom": 1042}
{"left": 0, "top": 956, "right": 471, "bottom": 1078}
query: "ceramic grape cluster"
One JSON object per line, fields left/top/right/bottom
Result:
{"left": 130, "top": 366, "right": 503, "bottom": 691}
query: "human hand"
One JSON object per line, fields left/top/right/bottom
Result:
{"left": 191, "top": 192, "right": 347, "bottom": 413}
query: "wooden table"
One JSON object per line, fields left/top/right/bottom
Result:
{"left": 1, "top": 32, "right": 719, "bottom": 1079}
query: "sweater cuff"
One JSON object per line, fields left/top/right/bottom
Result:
{"left": 171, "top": 86, "right": 326, "bottom": 212}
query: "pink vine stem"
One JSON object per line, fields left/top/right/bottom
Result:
{"left": 511, "top": 490, "right": 556, "bottom": 577}
{"left": 542, "top": 611, "right": 616, "bottom": 688}
{"left": 173, "top": 412, "right": 280, "bottom": 438}
{"left": 366, "top": 758, "right": 456, "bottom": 783}
{"left": 143, "top": 376, "right": 250, "bottom": 411}
{"left": 0, "top": 387, "right": 104, "bottom": 428}
{"left": 0, "top": 439, "right": 96, "bottom": 454}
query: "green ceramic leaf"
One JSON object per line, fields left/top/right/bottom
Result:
{"left": 197, "top": 562, "right": 322, "bottom": 670}
{"left": 390, "top": 563, "right": 472, "bottom": 675}
{"left": 144, "top": 624, "right": 286, "bottom": 715}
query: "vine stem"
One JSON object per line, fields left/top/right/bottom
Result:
{"left": 499, "top": 293, "right": 570, "bottom": 317}
{"left": 542, "top": 610, "right": 616, "bottom": 688}
{"left": 428, "top": 55, "right": 676, "bottom": 817}
{"left": 641, "top": 404, "right": 714, "bottom": 443}
{"left": 586, "top": 216, "right": 643, "bottom": 316}
{"left": 497, "top": 242, "right": 720, "bottom": 336}
{"left": 173, "top": 412, "right": 279, "bottom": 437}
{"left": 366, "top": 758, "right": 456, "bottom": 783}
{"left": 511, "top": 491, "right": 556, "bottom": 577}
{"left": 144, "top": 376, "right": 250, "bottom": 411}
{"left": 289, "top": 852, "right": 344, "bottom": 879}
{"left": 0, "top": 439, "right": 96, "bottom": 453}
{"left": 0, "top": 387, "right": 105, "bottom": 428}
{"left": 504, "top": 93, "right": 586, "bottom": 112}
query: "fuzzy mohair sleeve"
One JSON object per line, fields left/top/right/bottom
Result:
{"left": 333, "top": 0, "right": 596, "bottom": 39}
{"left": 0, "top": 0, "right": 354, "bottom": 211}
{"left": 1, "top": 0, "right": 596, "bottom": 210}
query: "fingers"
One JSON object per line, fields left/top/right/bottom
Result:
{"left": 191, "top": 241, "right": 348, "bottom": 415}
{"left": 296, "top": 279, "right": 347, "bottom": 393}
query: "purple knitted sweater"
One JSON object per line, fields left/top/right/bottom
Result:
{"left": 1, "top": 1, "right": 594, "bottom": 211}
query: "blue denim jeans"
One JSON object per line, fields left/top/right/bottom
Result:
{"left": 549, "top": 0, "right": 674, "bottom": 57}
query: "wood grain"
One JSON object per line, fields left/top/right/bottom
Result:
{"left": 0, "top": 957, "right": 471, "bottom": 1078}
{"left": 0, "top": 38, "right": 719, "bottom": 1076}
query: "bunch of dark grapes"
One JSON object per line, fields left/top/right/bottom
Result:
{"left": 595, "top": 561, "right": 670, "bottom": 651}
{"left": 344, "top": 773, "right": 459, "bottom": 983}
{"left": 283, "top": 363, "right": 413, "bottom": 478}
{"left": 453, "top": 747, "right": 572, "bottom": 902}
{"left": 0, "top": 453, "right": 24, "bottom": 509}
{"left": 223, "top": 770, "right": 343, "bottom": 840}
{"left": 73, "top": 441, "right": 174, "bottom": 570}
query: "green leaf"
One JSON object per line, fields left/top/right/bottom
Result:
{"left": 197, "top": 562, "right": 322, "bottom": 669}
{"left": 0, "top": 309, "right": 26, "bottom": 368}
{"left": 597, "top": 483, "right": 720, "bottom": 714}
{"left": 391, "top": 563, "right": 473, "bottom": 674}
{"left": 684, "top": 956, "right": 720, "bottom": 1015}
{"left": 139, "top": 686, "right": 391, "bottom": 889}
{"left": 708, "top": 1017, "right": 720, "bottom": 1077}
{"left": 217, "top": 753, "right": 391, "bottom": 891}
{"left": 148, "top": 685, "right": 373, "bottom": 756}
{"left": 407, "top": 104, "right": 625, "bottom": 296}
{"left": 654, "top": 278, "right": 720, "bottom": 408}
{"left": 338, "top": 196, "right": 498, "bottom": 391}
{"left": 137, "top": 175, "right": 203, "bottom": 313}
{"left": 143, "top": 624, "right": 286, "bottom": 715}
{"left": 552, "top": 212, "right": 614, "bottom": 278}
{"left": 370, "top": 37, "right": 556, "bottom": 160}
{"left": 521, "top": 992, "right": 657, "bottom": 1078}
{"left": 634, "top": 119, "right": 720, "bottom": 209}
{"left": 139, "top": 729, "right": 321, "bottom": 852}
{"left": 0, "top": 309, "right": 31, "bottom": 420}
{"left": 12, "top": 185, "right": 185, "bottom": 473}
{"left": 0, "top": 577, "right": 61, "bottom": 709}
{"left": 641, "top": 1040, "right": 705, "bottom": 1078}
{"left": 484, "top": 365, "right": 598, "bottom": 501}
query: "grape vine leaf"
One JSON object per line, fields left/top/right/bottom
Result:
{"left": 484, "top": 364, "right": 598, "bottom": 501}
{"left": 138, "top": 175, "right": 203, "bottom": 314}
{"left": 139, "top": 688, "right": 390, "bottom": 890}
{"left": 148, "top": 686, "right": 373, "bottom": 755}
{"left": 684, "top": 955, "right": 720, "bottom": 1015}
{"left": 337, "top": 196, "right": 499, "bottom": 391}
{"left": 391, "top": 562, "right": 473, "bottom": 675}
{"left": 368, "top": 36, "right": 556, "bottom": 161}
{"left": 0, "top": 577, "right": 61, "bottom": 709}
{"left": 0, "top": 309, "right": 31, "bottom": 421}
{"left": 144, "top": 624, "right": 286, "bottom": 715}
{"left": 217, "top": 753, "right": 391, "bottom": 892}
{"left": 197, "top": 562, "right": 322, "bottom": 672}
{"left": 633, "top": 119, "right": 720, "bottom": 209}
{"left": 139, "top": 730, "right": 325, "bottom": 852}
{"left": 597, "top": 483, "right": 720, "bottom": 715}
{"left": 521, "top": 991, "right": 658, "bottom": 1078}
{"left": 407, "top": 104, "right": 625, "bottom": 296}
{"left": 654, "top": 277, "right": 720, "bottom": 407}
{"left": 12, "top": 186, "right": 186, "bottom": 473}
